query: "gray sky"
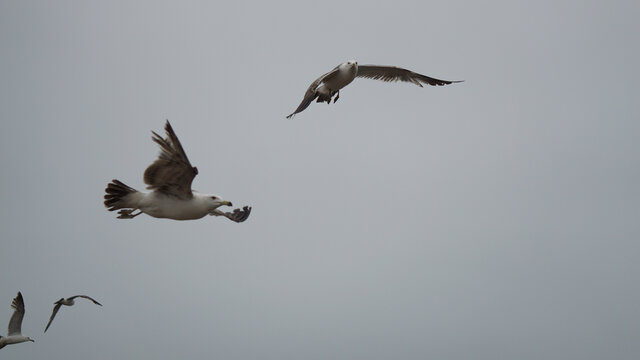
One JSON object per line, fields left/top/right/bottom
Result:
{"left": 1, "top": 0, "right": 639, "bottom": 359}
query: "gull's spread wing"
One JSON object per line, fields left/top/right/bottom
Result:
{"left": 144, "top": 120, "right": 198, "bottom": 199}
{"left": 44, "top": 302, "right": 62, "bottom": 333}
{"left": 286, "top": 65, "right": 342, "bottom": 119}
{"left": 356, "top": 65, "right": 463, "bottom": 87}
{"left": 8, "top": 292, "right": 25, "bottom": 336}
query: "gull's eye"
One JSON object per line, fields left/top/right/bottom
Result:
{"left": 211, "top": 196, "right": 218, "bottom": 200}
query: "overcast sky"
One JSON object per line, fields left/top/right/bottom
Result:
{"left": 1, "top": 1, "right": 639, "bottom": 359}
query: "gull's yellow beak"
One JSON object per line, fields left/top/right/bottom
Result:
{"left": 222, "top": 200, "right": 232, "bottom": 206}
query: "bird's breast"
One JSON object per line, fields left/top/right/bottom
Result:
{"left": 140, "top": 193, "right": 209, "bottom": 220}
{"left": 324, "top": 67, "right": 357, "bottom": 92}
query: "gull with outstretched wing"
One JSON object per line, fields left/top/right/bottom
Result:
{"left": 0, "top": 292, "right": 34, "bottom": 349}
{"left": 44, "top": 295, "right": 103, "bottom": 333}
{"left": 287, "top": 60, "right": 462, "bottom": 118}
{"left": 104, "top": 120, "right": 251, "bottom": 222}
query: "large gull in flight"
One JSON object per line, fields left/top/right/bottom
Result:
{"left": 44, "top": 295, "right": 102, "bottom": 333}
{"left": 104, "top": 120, "right": 252, "bottom": 222}
{"left": 0, "top": 292, "right": 34, "bottom": 350}
{"left": 287, "top": 60, "right": 462, "bottom": 118}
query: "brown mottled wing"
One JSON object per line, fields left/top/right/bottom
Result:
{"left": 356, "top": 65, "right": 463, "bottom": 87}
{"left": 286, "top": 65, "right": 342, "bottom": 119}
{"left": 44, "top": 303, "right": 62, "bottom": 333}
{"left": 143, "top": 120, "right": 198, "bottom": 199}
{"left": 8, "top": 292, "right": 25, "bottom": 336}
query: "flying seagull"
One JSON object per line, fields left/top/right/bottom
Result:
{"left": 104, "top": 120, "right": 252, "bottom": 222}
{"left": 44, "top": 295, "right": 102, "bottom": 333}
{"left": 286, "top": 60, "right": 462, "bottom": 118}
{"left": 0, "top": 292, "right": 34, "bottom": 349}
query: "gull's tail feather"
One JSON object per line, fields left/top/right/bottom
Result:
{"left": 104, "top": 180, "right": 138, "bottom": 212}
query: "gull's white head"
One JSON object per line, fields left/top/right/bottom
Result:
{"left": 341, "top": 60, "right": 358, "bottom": 76}
{"left": 207, "top": 195, "right": 232, "bottom": 210}
{"left": 345, "top": 60, "right": 358, "bottom": 68}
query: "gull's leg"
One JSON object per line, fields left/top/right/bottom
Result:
{"left": 117, "top": 209, "right": 142, "bottom": 219}
{"left": 333, "top": 90, "right": 340, "bottom": 103}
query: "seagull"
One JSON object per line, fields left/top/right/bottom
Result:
{"left": 286, "top": 60, "right": 463, "bottom": 118}
{"left": 44, "top": 295, "right": 102, "bottom": 333}
{"left": 0, "top": 292, "right": 34, "bottom": 349}
{"left": 104, "top": 120, "right": 252, "bottom": 222}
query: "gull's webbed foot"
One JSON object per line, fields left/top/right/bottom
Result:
{"left": 117, "top": 209, "right": 142, "bottom": 219}
{"left": 333, "top": 91, "right": 340, "bottom": 103}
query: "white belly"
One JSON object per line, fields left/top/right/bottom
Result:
{"left": 139, "top": 193, "right": 210, "bottom": 220}
{"left": 318, "top": 66, "right": 357, "bottom": 95}
{"left": 0, "top": 335, "right": 31, "bottom": 347}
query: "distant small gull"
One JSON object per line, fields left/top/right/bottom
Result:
{"left": 287, "top": 60, "right": 463, "bottom": 118}
{"left": 104, "top": 120, "right": 251, "bottom": 222}
{"left": 44, "top": 295, "right": 103, "bottom": 333}
{"left": 0, "top": 292, "right": 34, "bottom": 349}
